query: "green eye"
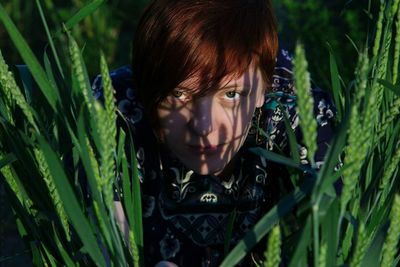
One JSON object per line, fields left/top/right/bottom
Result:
{"left": 172, "top": 89, "right": 184, "bottom": 98}
{"left": 225, "top": 91, "right": 238, "bottom": 99}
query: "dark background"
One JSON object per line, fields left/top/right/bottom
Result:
{"left": 0, "top": 0, "right": 376, "bottom": 266}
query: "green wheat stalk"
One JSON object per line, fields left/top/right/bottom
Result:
{"left": 68, "top": 33, "right": 95, "bottom": 114}
{"left": 86, "top": 136, "right": 102, "bottom": 193}
{"left": 341, "top": 201, "right": 361, "bottom": 260}
{"left": 70, "top": 44, "right": 117, "bottom": 208}
{"left": 378, "top": 143, "right": 400, "bottom": 210}
{"left": 370, "top": 0, "right": 398, "bottom": 127}
{"left": 392, "top": 0, "right": 400, "bottom": 18}
{"left": 377, "top": 1, "right": 400, "bottom": 141}
{"left": 318, "top": 242, "right": 327, "bottom": 267}
{"left": 350, "top": 222, "right": 369, "bottom": 267}
{"left": 97, "top": 54, "right": 117, "bottom": 208}
{"left": 0, "top": 50, "right": 13, "bottom": 122}
{"left": 370, "top": 38, "right": 391, "bottom": 129}
{"left": 93, "top": 200, "right": 112, "bottom": 250}
{"left": 100, "top": 53, "right": 117, "bottom": 146}
{"left": 129, "top": 230, "right": 140, "bottom": 267}
{"left": 0, "top": 150, "right": 35, "bottom": 213}
{"left": 0, "top": 151, "right": 23, "bottom": 204}
{"left": 373, "top": 1, "right": 385, "bottom": 58}
{"left": 354, "top": 51, "right": 370, "bottom": 104}
{"left": 0, "top": 50, "right": 37, "bottom": 130}
{"left": 380, "top": 194, "right": 400, "bottom": 267}
{"left": 34, "top": 148, "right": 71, "bottom": 241}
{"left": 341, "top": 51, "right": 370, "bottom": 212}
{"left": 375, "top": 97, "right": 400, "bottom": 141}
{"left": 392, "top": 2, "right": 400, "bottom": 84}
{"left": 293, "top": 43, "right": 317, "bottom": 164}
{"left": 263, "top": 224, "right": 281, "bottom": 267}
{"left": 94, "top": 101, "right": 116, "bottom": 209}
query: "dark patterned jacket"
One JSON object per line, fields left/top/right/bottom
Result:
{"left": 91, "top": 48, "right": 336, "bottom": 267}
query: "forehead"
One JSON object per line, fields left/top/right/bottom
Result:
{"left": 178, "top": 64, "right": 263, "bottom": 90}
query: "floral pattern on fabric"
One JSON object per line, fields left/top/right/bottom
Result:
{"left": 91, "top": 48, "right": 336, "bottom": 266}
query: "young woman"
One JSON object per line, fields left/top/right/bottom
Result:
{"left": 92, "top": 0, "right": 335, "bottom": 266}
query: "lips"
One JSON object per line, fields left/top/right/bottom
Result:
{"left": 187, "top": 144, "right": 223, "bottom": 154}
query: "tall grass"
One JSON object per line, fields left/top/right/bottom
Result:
{"left": 0, "top": 0, "right": 400, "bottom": 266}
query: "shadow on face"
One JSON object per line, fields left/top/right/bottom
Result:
{"left": 156, "top": 65, "right": 265, "bottom": 178}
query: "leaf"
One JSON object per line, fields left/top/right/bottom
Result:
{"left": 43, "top": 51, "right": 58, "bottom": 91}
{"left": 55, "top": 0, "right": 106, "bottom": 37}
{"left": 279, "top": 102, "right": 300, "bottom": 164}
{"left": 361, "top": 224, "right": 387, "bottom": 267}
{"left": 377, "top": 78, "right": 400, "bottom": 96}
{"left": 0, "top": 3, "right": 60, "bottom": 112}
{"left": 76, "top": 112, "right": 114, "bottom": 249}
{"left": 321, "top": 199, "right": 340, "bottom": 267}
{"left": 31, "top": 241, "right": 45, "bottom": 267}
{"left": 249, "top": 147, "right": 313, "bottom": 174}
{"left": 288, "top": 216, "right": 312, "bottom": 267}
{"left": 313, "top": 104, "right": 350, "bottom": 202}
{"left": 220, "top": 176, "right": 316, "bottom": 267}
{"left": 121, "top": 132, "right": 134, "bottom": 226}
{"left": 0, "top": 152, "right": 17, "bottom": 170}
{"left": 34, "top": 0, "right": 64, "bottom": 79}
{"left": 52, "top": 225, "right": 76, "bottom": 267}
{"left": 327, "top": 43, "right": 343, "bottom": 121}
{"left": 127, "top": 130, "right": 144, "bottom": 265}
{"left": 36, "top": 134, "right": 107, "bottom": 267}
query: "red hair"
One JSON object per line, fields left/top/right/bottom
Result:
{"left": 132, "top": 0, "right": 278, "bottom": 119}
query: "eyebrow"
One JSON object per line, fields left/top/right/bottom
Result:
{"left": 175, "top": 86, "right": 193, "bottom": 91}
{"left": 221, "top": 84, "right": 251, "bottom": 89}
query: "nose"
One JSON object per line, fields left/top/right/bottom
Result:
{"left": 188, "top": 97, "right": 214, "bottom": 136}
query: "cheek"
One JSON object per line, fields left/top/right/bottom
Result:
{"left": 156, "top": 108, "right": 188, "bottom": 139}
{"left": 226, "top": 105, "right": 255, "bottom": 138}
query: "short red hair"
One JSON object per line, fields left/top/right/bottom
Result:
{"left": 132, "top": 0, "right": 278, "bottom": 118}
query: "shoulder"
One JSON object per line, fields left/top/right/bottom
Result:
{"left": 268, "top": 47, "right": 336, "bottom": 120}
{"left": 91, "top": 65, "right": 133, "bottom": 100}
{"left": 91, "top": 66, "right": 145, "bottom": 125}
{"left": 262, "top": 48, "right": 336, "bottom": 158}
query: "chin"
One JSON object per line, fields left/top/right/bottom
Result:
{"left": 184, "top": 161, "right": 226, "bottom": 176}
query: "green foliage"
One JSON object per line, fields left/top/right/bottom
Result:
{"left": 263, "top": 225, "right": 281, "bottom": 267}
{"left": 0, "top": 0, "right": 149, "bottom": 76}
{"left": 350, "top": 222, "right": 370, "bottom": 267}
{"left": 272, "top": 0, "right": 374, "bottom": 89}
{"left": 380, "top": 195, "right": 400, "bottom": 267}
{"left": 0, "top": 1, "right": 142, "bottom": 265}
{"left": 293, "top": 43, "right": 317, "bottom": 164}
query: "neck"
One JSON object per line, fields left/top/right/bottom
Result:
{"left": 216, "top": 152, "right": 241, "bottom": 182}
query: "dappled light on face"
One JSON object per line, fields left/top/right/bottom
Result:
{"left": 155, "top": 66, "right": 265, "bottom": 177}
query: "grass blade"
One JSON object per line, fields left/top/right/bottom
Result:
{"left": 249, "top": 147, "right": 313, "bottom": 174}
{"left": 34, "top": 0, "right": 64, "bottom": 79}
{"left": 327, "top": 43, "right": 343, "bottom": 121}
{"left": 36, "top": 134, "right": 107, "bottom": 267}
{"left": 220, "top": 176, "right": 316, "bottom": 267}
{"left": 288, "top": 216, "right": 312, "bottom": 267}
{"left": 378, "top": 78, "right": 400, "bottom": 96}
{"left": 55, "top": 0, "right": 106, "bottom": 36}
{"left": 0, "top": 3, "right": 59, "bottom": 112}
{"left": 0, "top": 152, "right": 17, "bottom": 169}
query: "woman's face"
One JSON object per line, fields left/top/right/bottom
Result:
{"left": 156, "top": 65, "right": 265, "bottom": 176}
